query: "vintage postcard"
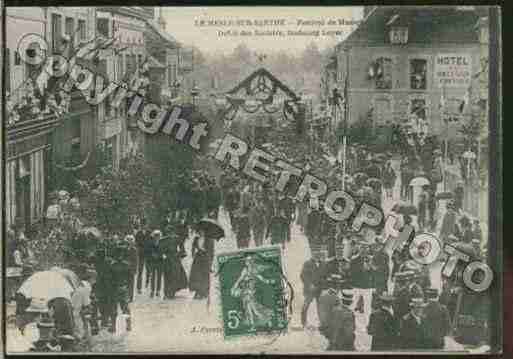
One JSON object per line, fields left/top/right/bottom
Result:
{"left": 3, "top": 5, "right": 502, "bottom": 355}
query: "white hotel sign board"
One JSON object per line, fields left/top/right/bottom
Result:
{"left": 434, "top": 54, "right": 472, "bottom": 88}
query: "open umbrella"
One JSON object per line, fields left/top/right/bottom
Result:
{"left": 196, "top": 218, "right": 225, "bottom": 241}
{"left": 409, "top": 176, "right": 430, "bottom": 187}
{"left": 18, "top": 271, "right": 75, "bottom": 301}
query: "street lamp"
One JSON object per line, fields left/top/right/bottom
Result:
{"left": 191, "top": 84, "right": 200, "bottom": 109}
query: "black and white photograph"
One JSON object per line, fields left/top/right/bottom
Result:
{"left": 2, "top": 5, "right": 502, "bottom": 354}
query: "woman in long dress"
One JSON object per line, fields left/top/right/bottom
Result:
{"left": 189, "top": 230, "right": 214, "bottom": 299}
{"left": 230, "top": 256, "right": 274, "bottom": 328}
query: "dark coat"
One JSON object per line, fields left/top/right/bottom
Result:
{"left": 161, "top": 238, "right": 188, "bottom": 295}
{"left": 306, "top": 210, "right": 322, "bottom": 243}
{"left": 423, "top": 301, "right": 451, "bottom": 349}
{"left": 349, "top": 255, "right": 374, "bottom": 289}
{"left": 269, "top": 215, "right": 289, "bottom": 244}
{"left": 318, "top": 289, "right": 340, "bottom": 339}
{"left": 399, "top": 313, "right": 428, "bottom": 349}
{"left": 330, "top": 305, "right": 355, "bottom": 351}
{"left": 372, "top": 250, "right": 389, "bottom": 293}
{"left": 368, "top": 307, "right": 400, "bottom": 350}
{"left": 300, "top": 259, "right": 322, "bottom": 296}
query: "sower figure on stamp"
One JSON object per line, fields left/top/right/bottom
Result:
{"left": 368, "top": 293, "right": 400, "bottom": 351}
{"left": 300, "top": 251, "right": 323, "bottom": 328}
{"left": 230, "top": 256, "right": 275, "bottom": 329}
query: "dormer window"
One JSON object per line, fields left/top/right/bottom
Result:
{"left": 389, "top": 26, "right": 408, "bottom": 44}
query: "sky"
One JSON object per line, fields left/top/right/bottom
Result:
{"left": 162, "top": 7, "right": 364, "bottom": 55}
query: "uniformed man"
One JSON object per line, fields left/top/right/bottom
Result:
{"left": 399, "top": 298, "right": 428, "bottom": 349}
{"left": 135, "top": 219, "right": 150, "bottom": 294}
{"left": 368, "top": 293, "right": 400, "bottom": 351}
{"left": 423, "top": 288, "right": 450, "bottom": 349}
{"left": 300, "top": 251, "right": 323, "bottom": 328}
{"left": 148, "top": 230, "right": 164, "bottom": 298}
{"left": 111, "top": 238, "right": 132, "bottom": 332}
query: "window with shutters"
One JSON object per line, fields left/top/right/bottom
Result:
{"left": 375, "top": 57, "right": 393, "bottom": 90}
{"left": 373, "top": 97, "right": 393, "bottom": 127}
{"left": 96, "top": 18, "right": 109, "bottom": 38}
{"left": 410, "top": 58, "right": 427, "bottom": 90}
{"left": 78, "top": 19, "right": 86, "bottom": 41}
{"left": 51, "top": 14, "right": 62, "bottom": 53}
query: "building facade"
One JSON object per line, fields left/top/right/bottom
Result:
{"left": 335, "top": 6, "right": 485, "bottom": 140}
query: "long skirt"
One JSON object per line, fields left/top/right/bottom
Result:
{"left": 164, "top": 258, "right": 188, "bottom": 297}
{"left": 189, "top": 253, "right": 211, "bottom": 298}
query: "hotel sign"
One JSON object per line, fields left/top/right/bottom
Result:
{"left": 434, "top": 54, "right": 472, "bottom": 87}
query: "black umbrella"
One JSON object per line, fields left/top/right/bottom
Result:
{"left": 196, "top": 218, "right": 225, "bottom": 241}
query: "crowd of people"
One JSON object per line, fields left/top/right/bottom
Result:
{"left": 7, "top": 137, "right": 488, "bottom": 352}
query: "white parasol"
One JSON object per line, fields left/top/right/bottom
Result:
{"left": 17, "top": 271, "right": 75, "bottom": 301}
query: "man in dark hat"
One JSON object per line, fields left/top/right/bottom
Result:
{"left": 399, "top": 298, "right": 428, "bottom": 349}
{"left": 300, "top": 251, "right": 323, "bottom": 328}
{"left": 368, "top": 293, "right": 400, "bottom": 351}
{"left": 370, "top": 242, "right": 390, "bottom": 296}
{"left": 135, "top": 218, "right": 150, "bottom": 295}
{"left": 318, "top": 275, "right": 342, "bottom": 342}
{"left": 306, "top": 202, "right": 322, "bottom": 250}
{"left": 148, "top": 230, "right": 164, "bottom": 298}
{"left": 423, "top": 288, "right": 450, "bottom": 349}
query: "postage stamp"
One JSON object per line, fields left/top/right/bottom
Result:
{"left": 217, "top": 246, "right": 288, "bottom": 339}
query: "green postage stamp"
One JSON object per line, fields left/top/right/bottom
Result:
{"left": 217, "top": 246, "right": 288, "bottom": 339}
